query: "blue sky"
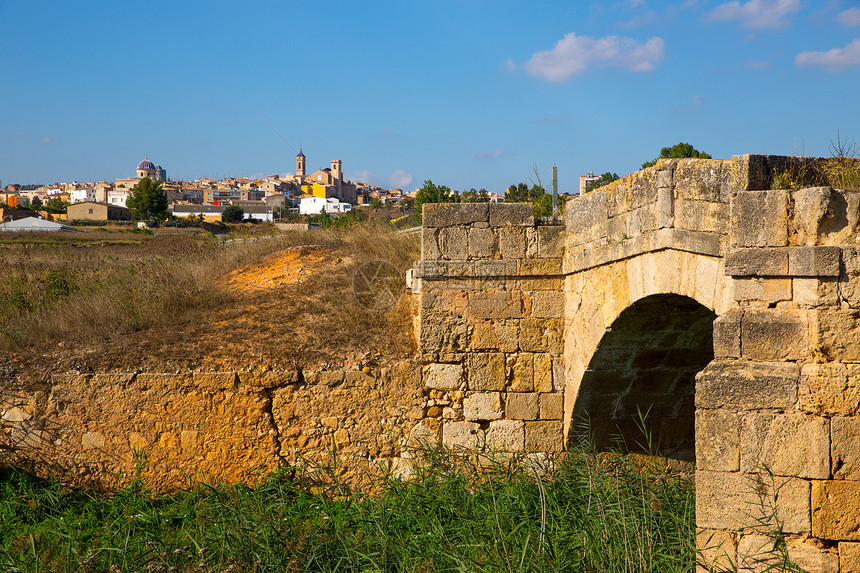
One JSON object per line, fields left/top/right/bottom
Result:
{"left": 1, "top": 0, "right": 859, "bottom": 193}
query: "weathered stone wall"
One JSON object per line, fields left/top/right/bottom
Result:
{"left": 1, "top": 362, "right": 427, "bottom": 493}
{"left": 413, "top": 203, "right": 567, "bottom": 454}
{"left": 696, "top": 182, "right": 860, "bottom": 572}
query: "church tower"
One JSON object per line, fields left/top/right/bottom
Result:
{"left": 296, "top": 149, "right": 306, "bottom": 180}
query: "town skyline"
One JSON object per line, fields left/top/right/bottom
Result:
{"left": 2, "top": 1, "right": 859, "bottom": 193}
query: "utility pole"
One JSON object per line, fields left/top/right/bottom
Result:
{"left": 552, "top": 165, "right": 558, "bottom": 219}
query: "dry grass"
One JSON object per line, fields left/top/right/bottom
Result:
{"left": 0, "top": 224, "right": 420, "bottom": 389}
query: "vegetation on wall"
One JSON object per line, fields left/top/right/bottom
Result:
{"left": 641, "top": 142, "right": 712, "bottom": 169}
{"left": 585, "top": 172, "right": 620, "bottom": 193}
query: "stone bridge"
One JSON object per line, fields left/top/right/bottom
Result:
{"left": 414, "top": 155, "right": 860, "bottom": 572}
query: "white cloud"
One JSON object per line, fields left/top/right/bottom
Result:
{"left": 837, "top": 7, "right": 860, "bottom": 27}
{"left": 795, "top": 38, "right": 860, "bottom": 72}
{"left": 705, "top": 0, "right": 801, "bottom": 29}
{"left": 475, "top": 148, "right": 511, "bottom": 160}
{"left": 39, "top": 136, "right": 52, "bottom": 144}
{"left": 620, "top": 10, "right": 657, "bottom": 30}
{"left": 745, "top": 59, "right": 772, "bottom": 70}
{"left": 674, "top": 94, "right": 705, "bottom": 112}
{"left": 521, "top": 33, "right": 665, "bottom": 81}
{"left": 352, "top": 170, "right": 374, "bottom": 184}
{"left": 387, "top": 170, "right": 413, "bottom": 189}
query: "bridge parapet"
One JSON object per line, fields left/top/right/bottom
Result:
{"left": 414, "top": 203, "right": 567, "bottom": 453}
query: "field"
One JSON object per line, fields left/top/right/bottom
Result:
{"left": 0, "top": 223, "right": 419, "bottom": 391}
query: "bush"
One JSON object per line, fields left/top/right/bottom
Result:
{"left": 222, "top": 205, "right": 244, "bottom": 223}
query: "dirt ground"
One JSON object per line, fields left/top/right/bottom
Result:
{"left": 0, "top": 226, "right": 419, "bottom": 392}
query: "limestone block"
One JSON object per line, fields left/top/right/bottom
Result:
{"left": 467, "top": 353, "right": 505, "bottom": 391}
{"left": 468, "top": 227, "right": 496, "bottom": 259}
{"left": 812, "top": 309, "right": 860, "bottom": 362}
{"left": 474, "top": 260, "right": 516, "bottom": 278}
{"left": 424, "top": 363, "right": 464, "bottom": 391}
{"left": 525, "top": 227, "right": 539, "bottom": 258}
{"left": 696, "top": 360, "right": 800, "bottom": 411}
{"left": 736, "top": 534, "right": 784, "bottom": 573}
{"left": 713, "top": 310, "right": 741, "bottom": 358}
{"left": 696, "top": 529, "right": 736, "bottom": 573}
{"left": 344, "top": 371, "right": 376, "bottom": 388}
{"left": 439, "top": 226, "right": 468, "bottom": 260}
{"left": 463, "top": 392, "right": 503, "bottom": 421}
{"left": 539, "top": 393, "right": 563, "bottom": 420}
{"left": 724, "top": 248, "right": 789, "bottom": 277}
{"left": 485, "top": 419, "right": 525, "bottom": 452}
{"left": 82, "top": 431, "right": 105, "bottom": 450}
{"left": 812, "top": 480, "right": 860, "bottom": 540}
{"left": 789, "top": 246, "right": 841, "bottom": 277}
{"left": 499, "top": 227, "right": 526, "bottom": 259}
{"left": 496, "top": 323, "right": 519, "bottom": 353}
{"left": 799, "top": 363, "right": 860, "bottom": 416}
{"left": 786, "top": 541, "right": 840, "bottom": 573}
{"left": 180, "top": 430, "right": 198, "bottom": 451}
{"left": 537, "top": 226, "right": 564, "bottom": 258}
{"left": 741, "top": 308, "right": 809, "bottom": 360}
{"left": 840, "top": 542, "right": 860, "bottom": 572}
{"left": 674, "top": 159, "right": 731, "bottom": 202}
{"left": 839, "top": 246, "right": 860, "bottom": 308}
{"left": 794, "top": 278, "right": 839, "bottom": 307}
{"left": 467, "top": 291, "right": 521, "bottom": 320}
{"left": 695, "top": 409, "right": 740, "bottom": 472}
{"left": 792, "top": 186, "right": 837, "bottom": 246}
{"left": 423, "top": 203, "right": 489, "bottom": 228}
{"left": 518, "top": 258, "right": 563, "bottom": 276}
{"left": 442, "top": 421, "right": 483, "bottom": 450}
{"left": 506, "top": 393, "right": 539, "bottom": 420}
{"left": 531, "top": 291, "right": 564, "bottom": 319}
{"left": 422, "top": 228, "right": 440, "bottom": 261}
{"left": 696, "top": 470, "right": 810, "bottom": 533}
{"left": 489, "top": 202, "right": 533, "bottom": 227}
{"left": 657, "top": 187, "right": 674, "bottom": 228}
{"left": 520, "top": 318, "right": 563, "bottom": 355}
{"left": 534, "top": 353, "right": 553, "bottom": 393}
{"left": 732, "top": 277, "right": 792, "bottom": 303}
{"left": 471, "top": 323, "right": 500, "bottom": 351}
{"left": 407, "top": 422, "right": 440, "bottom": 451}
{"left": 524, "top": 420, "right": 563, "bottom": 452}
{"left": 675, "top": 200, "right": 729, "bottom": 234}
{"left": 566, "top": 191, "right": 609, "bottom": 246}
{"left": 732, "top": 190, "right": 789, "bottom": 247}
{"left": 832, "top": 417, "right": 860, "bottom": 480}
{"left": 739, "top": 413, "right": 831, "bottom": 479}
{"left": 508, "top": 353, "right": 534, "bottom": 392}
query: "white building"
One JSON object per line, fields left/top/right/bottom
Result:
{"left": 70, "top": 187, "right": 97, "bottom": 203}
{"left": 108, "top": 187, "right": 130, "bottom": 207}
{"left": 299, "top": 196, "right": 352, "bottom": 215}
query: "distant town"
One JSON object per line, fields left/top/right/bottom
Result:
{"left": 0, "top": 151, "right": 607, "bottom": 226}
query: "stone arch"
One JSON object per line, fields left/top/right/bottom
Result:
{"left": 563, "top": 249, "right": 733, "bottom": 454}
{"left": 569, "top": 293, "right": 716, "bottom": 461}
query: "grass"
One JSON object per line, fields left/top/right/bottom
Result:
{"left": 0, "top": 442, "right": 696, "bottom": 573}
{"left": 0, "top": 222, "right": 420, "bottom": 379}
{"left": 771, "top": 132, "right": 860, "bottom": 191}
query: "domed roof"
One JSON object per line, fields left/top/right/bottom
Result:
{"left": 137, "top": 157, "right": 156, "bottom": 171}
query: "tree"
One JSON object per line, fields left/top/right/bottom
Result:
{"left": 44, "top": 196, "right": 67, "bottom": 213}
{"left": 414, "top": 180, "right": 456, "bottom": 221}
{"left": 369, "top": 197, "right": 383, "bottom": 209}
{"left": 30, "top": 196, "right": 43, "bottom": 208}
{"left": 222, "top": 204, "right": 245, "bottom": 223}
{"left": 641, "top": 142, "right": 711, "bottom": 169}
{"left": 504, "top": 182, "right": 545, "bottom": 203}
{"left": 126, "top": 177, "right": 168, "bottom": 221}
{"left": 585, "top": 172, "right": 620, "bottom": 193}
{"left": 460, "top": 188, "right": 490, "bottom": 203}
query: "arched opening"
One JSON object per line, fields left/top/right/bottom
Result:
{"left": 569, "top": 294, "right": 716, "bottom": 463}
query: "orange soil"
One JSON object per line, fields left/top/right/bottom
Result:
{"left": 226, "top": 245, "right": 338, "bottom": 294}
